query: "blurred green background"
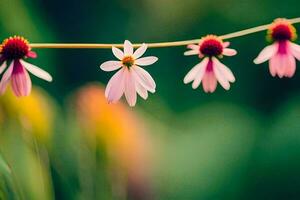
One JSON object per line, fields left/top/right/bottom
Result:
{"left": 1, "top": 0, "right": 300, "bottom": 199}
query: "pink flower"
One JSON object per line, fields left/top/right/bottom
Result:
{"left": 0, "top": 36, "right": 52, "bottom": 97}
{"left": 100, "top": 40, "right": 158, "bottom": 107}
{"left": 254, "top": 18, "right": 300, "bottom": 78}
{"left": 184, "top": 35, "right": 237, "bottom": 93}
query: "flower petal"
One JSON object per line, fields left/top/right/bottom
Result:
{"left": 223, "top": 42, "right": 230, "bottom": 48}
{"left": 105, "top": 68, "right": 126, "bottom": 103}
{"left": 10, "top": 60, "right": 32, "bottom": 97}
{"left": 290, "top": 42, "right": 300, "bottom": 60}
{"left": 21, "top": 60, "right": 53, "bottom": 82}
{"left": 112, "top": 47, "right": 124, "bottom": 60}
{"left": 0, "top": 61, "right": 7, "bottom": 75}
{"left": 135, "top": 80, "right": 148, "bottom": 100}
{"left": 285, "top": 55, "right": 296, "bottom": 78}
{"left": 184, "top": 49, "right": 199, "bottom": 56}
{"left": 135, "top": 56, "right": 158, "bottom": 66}
{"left": 133, "top": 43, "right": 147, "bottom": 59}
{"left": 124, "top": 40, "right": 133, "bottom": 56}
{"left": 124, "top": 69, "right": 137, "bottom": 107}
{"left": 212, "top": 57, "right": 235, "bottom": 82}
{"left": 202, "top": 72, "right": 217, "bottom": 93}
{"left": 184, "top": 57, "right": 209, "bottom": 84}
{"left": 223, "top": 48, "right": 237, "bottom": 56}
{"left": 131, "top": 66, "right": 156, "bottom": 93}
{"left": 213, "top": 59, "right": 230, "bottom": 90}
{"left": 100, "top": 61, "right": 122, "bottom": 72}
{"left": 0, "top": 62, "right": 14, "bottom": 95}
{"left": 27, "top": 51, "right": 37, "bottom": 58}
{"left": 254, "top": 43, "right": 278, "bottom": 64}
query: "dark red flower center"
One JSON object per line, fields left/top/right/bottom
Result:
{"left": 122, "top": 56, "right": 135, "bottom": 68}
{"left": 1, "top": 36, "right": 30, "bottom": 60}
{"left": 200, "top": 38, "right": 223, "bottom": 57}
{"left": 271, "top": 24, "right": 293, "bottom": 41}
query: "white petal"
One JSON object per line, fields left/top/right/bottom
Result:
{"left": 184, "top": 50, "right": 199, "bottom": 56}
{"left": 0, "top": 61, "right": 7, "bottom": 74}
{"left": 105, "top": 68, "right": 126, "bottom": 103}
{"left": 20, "top": 60, "right": 53, "bottom": 82}
{"left": 212, "top": 57, "right": 235, "bottom": 82}
{"left": 100, "top": 61, "right": 122, "bottom": 72}
{"left": 133, "top": 43, "right": 147, "bottom": 59}
{"left": 213, "top": 60, "right": 230, "bottom": 90}
{"left": 290, "top": 42, "right": 300, "bottom": 60}
{"left": 0, "top": 62, "right": 14, "bottom": 94}
{"left": 131, "top": 66, "right": 156, "bottom": 93}
{"left": 124, "top": 69, "right": 137, "bottom": 107}
{"left": 135, "top": 57, "right": 158, "bottom": 66}
{"left": 112, "top": 47, "right": 124, "bottom": 60}
{"left": 254, "top": 43, "right": 278, "bottom": 64}
{"left": 183, "top": 57, "right": 209, "bottom": 84}
{"left": 124, "top": 40, "right": 133, "bottom": 56}
{"left": 135, "top": 81, "right": 148, "bottom": 100}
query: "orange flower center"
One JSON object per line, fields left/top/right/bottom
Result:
{"left": 0, "top": 36, "right": 30, "bottom": 60}
{"left": 268, "top": 19, "right": 297, "bottom": 41}
{"left": 199, "top": 35, "right": 223, "bottom": 57}
{"left": 122, "top": 56, "right": 135, "bottom": 68}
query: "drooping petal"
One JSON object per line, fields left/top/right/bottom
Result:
{"left": 124, "top": 69, "right": 137, "bottom": 107}
{"left": 290, "top": 42, "right": 300, "bottom": 60}
{"left": 212, "top": 57, "right": 235, "bottom": 82}
{"left": 202, "top": 72, "right": 217, "bottom": 93}
{"left": 100, "top": 60, "right": 122, "bottom": 72}
{"left": 27, "top": 51, "right": 37, "bottom": 58}
{"left": 223, "top": 48, "right": 237, "bottom": 56}
{"left": 285, "top": 55, "right": 296, "bottom": 77}
{"left": 184, "top": 57, "right": 209, "bottom": 84}
{"left": 269, "top": 54, "right": 279, "bottom": 77}
{"left": 0, "top": 62, "right": 14, "bottom": 94}
{"left": 105, "top": 68, "right": 126, "bottom": 103}
{"left": 135, "top": 56, "right": 158, "bottom": 66}
{"left": 0, "top": 61, "right": 7, "bottom": 75}
{"left": 124, "top": 40, "right": 133, "bottom": 56}
{"left": 254, "top": 43, "right": 278, "bottom": 64}
{"left": 20, "top": 60, "right": 52, "bottom": 82}
{"left": 133, "top": 43, "right": 147, "bottom": 59}
{"left": 213, "top": 59, "right": 230, "bottom": 90}
{"left": 135, "top": 80, "right": 148, "bottom": 100}
{"left": 112, "top": 47, "right": 124, "bottom": 60}
{"left": 10, "top": 60, "right": 32, "bottom": 97}
{"left": 131, "top": 66, "right": 156, "bottom": 93}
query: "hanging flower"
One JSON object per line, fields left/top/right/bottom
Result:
{"left": 100, "top": 40, "right": 158, "bottom": 107}
{"left": 184, "top": 35, "right": 237, "bottom": 93}
{"left": 0, "top": 36, "right": 52, "bottom": 97}
{"left": 254, "top": 18, "right": 300, "bottom": 78}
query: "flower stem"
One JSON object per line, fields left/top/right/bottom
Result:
{"left": 20, "top": 17, "right": 300, "bottom": 49}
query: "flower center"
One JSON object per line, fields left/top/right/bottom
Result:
{"left": 122, "top": 56, "right": 135, "bottom": 68}
{"left": 0, "top": 36, "right": 30, "bottom": 60}
{"left": 200, "top": 37, "right": 223, "bottom": 57}
{"left": 271, "top": 24, "right": 293, "bottom": 41}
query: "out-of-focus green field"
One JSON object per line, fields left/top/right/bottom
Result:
{"left": 1, "top": 0, "right": 300, "bottom": 199}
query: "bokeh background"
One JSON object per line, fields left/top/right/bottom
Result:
{"left": 1, "top": 0, "right": 300, "bottom": 199}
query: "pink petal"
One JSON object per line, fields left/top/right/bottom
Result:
{"left": 133, "top": 43, "right": 147, "bottom": 59}
{"left": 100, "top": 61, "right": 122, "bottom": 72}
{"left": 285, "top": 55, "right": 296, "bottom": 77}
{"left": 290, "top": 42, "right": 300, "bottom": 60}
{"left": 21, "top": 60, "right": 52, "bottom": 82}
{"left": 105, "top": 68, "right": 126, "bottom": 103}
{"left": 223, "top": 42, "right": 230, "bottom": 48}
{"left": 0, "top": 62, "right": 14, "bottom": 94}
{"left": 187, "top": 44, "right": 199, "bottom": 51}
{"left": 0, "top": 61, "right": 7, "bottom": 75}
{"left": 202, "top": 72, "right": 217, "bottom": 93}
{"left": 124, "top": 69, "right": 137, "bottom": 107}
{"left": 254, "top": 43, "right": 278, "bottom": 64}
{"left": 135, "top": 81, "right": 148, "bottom": 100}
{"left": 124, "top": 40, "right": 133, "bottom": 56}
{"left": 184, "top": 58, "right": 209, "bottom": 84}
{"left": 212, "top": 57, "right": 235, "bottom": 82}
{"left": 131, "top": 66, "right": 156, "bottom": 93}
{"left": 213, "top": 59, "right": 230, "bottom": 90}
{"left": 10, "top": 60, "right": 32, "bottom": 97}
{"left": 112, "top": 47, "right": 124, "bottom": 60}
{"left": 135, "top": 56, "right": 158, "bottom": 66}
{"left": 223, "top": 48, "right": 237, "bottom": 56}
{"left": 27, "top": 51, "right": 37, "bottom": 58}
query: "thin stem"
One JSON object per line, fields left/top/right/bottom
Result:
{"left": 15, "top": 17, "right": 300, "bottom": 49}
